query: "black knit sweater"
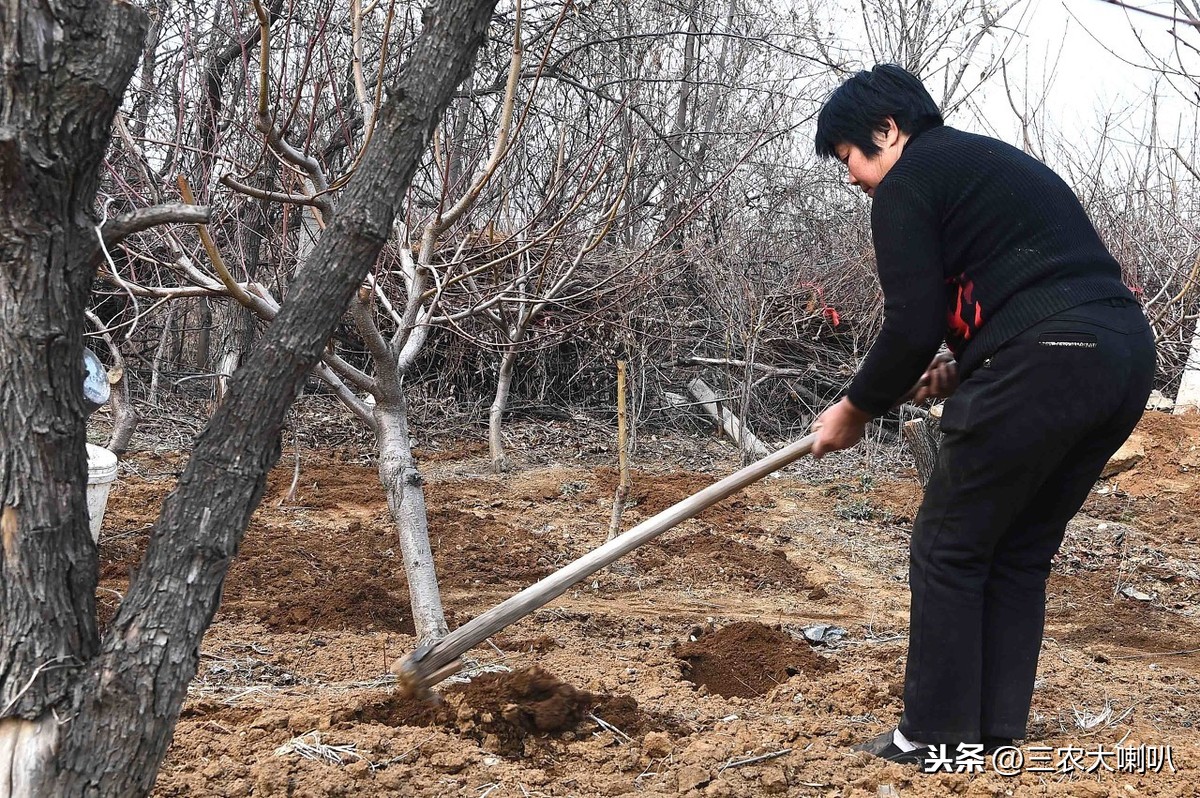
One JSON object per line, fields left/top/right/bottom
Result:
{"left": 846, "top": 125, "right": 1132, "bottom": 417}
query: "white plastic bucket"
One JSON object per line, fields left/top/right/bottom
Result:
{"left": 86, "top": 444, "right": 118, "bottom": 543}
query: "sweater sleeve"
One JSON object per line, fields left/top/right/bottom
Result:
{"left": 846, "top": 177, "right": 947, "bottom": 417}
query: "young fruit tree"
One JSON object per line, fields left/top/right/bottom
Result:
{"left": 0, "top": 0, "right": 497, "bottom": 794}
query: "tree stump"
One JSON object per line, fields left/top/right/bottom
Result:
{"left": 903, "top": 405, "right": 943, "bottom": 487}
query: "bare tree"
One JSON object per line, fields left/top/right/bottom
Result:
{"left": 0, "top": 0, "right": 497, "bottom": 793}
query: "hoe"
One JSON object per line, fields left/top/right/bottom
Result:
{"left": 392, "top": 432, "right": 818, "bottom": 699}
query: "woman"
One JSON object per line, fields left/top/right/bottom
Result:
{"left": 810, "top": 64, "right": 1155, "bottom": 763}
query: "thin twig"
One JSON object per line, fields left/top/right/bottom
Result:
{"left": 1110, "top": 647, "right": 1200, "bottom": 660}
{"left": 588, "top": 712, "right": 632, "bottom": 744}
{"left": 717, "top": 748, "right": 791, "bottom": 772}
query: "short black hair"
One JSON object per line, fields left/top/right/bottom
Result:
{"left": 814, "top": 64, "right": 944, "bottom": 159}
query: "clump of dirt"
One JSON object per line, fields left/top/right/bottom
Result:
{"left": 450, "top": 666, "right": 595, "bottom": 756}
{"left": 592, "top": 694, "right": 644, "bottom": 735}
{"left": 634, "top": 532, "right": 808, "bottom": 589}
{"left": 673, "top": 621, "right": 836, "bottom": 698}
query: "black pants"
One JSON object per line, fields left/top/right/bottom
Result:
{"left": 897, "top": 299, "right": 1155, "bottom": 744}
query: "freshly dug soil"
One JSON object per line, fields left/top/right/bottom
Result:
{"left": 673, "top": 621, "right": 837, "bottom": 698}
{"left": 88, "top": 415, "right": 1200, "bottom": 797}
{"left": 451, "top": 666, "right": 595, "bottom": 756}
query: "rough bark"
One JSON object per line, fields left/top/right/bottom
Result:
{"left": 0, "top": 0, "right": 149, "bottom": 726}
{"left": 0, "top": 0, "right": 497, "bottom": 793}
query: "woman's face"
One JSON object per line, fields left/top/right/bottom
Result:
{"left": 833, "top": 118, "right": 909, "bottom": 198}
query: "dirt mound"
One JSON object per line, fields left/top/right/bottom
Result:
{"left": 263, "top": 460, "right": 382, "bottom": 511}
{"left": 1112, "top": 410, "right": 1200, "bottom": 492}
{"left": 218, "top": 515, "right": 419, "bottom": 632}
{"left": 673, "top": 621, "right": 837, "bottom": 698}
{"left": 1048, "top": 569, "right": 1200, "bottom": 654}
{"left": 592, "top": 694, "right": 644, "bottom": 735}
{"left": 451, "top": 667, "right": 595, "bottom": 756}
{"left": 634, "top": 532, "right": 808, "bottom": 589}
{"left": 1089, "top": 410, "right": 1200, "bottom": 541}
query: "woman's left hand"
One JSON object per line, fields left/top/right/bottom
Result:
{"left": 811, "top": 397, "right": 873, "bottom": 459}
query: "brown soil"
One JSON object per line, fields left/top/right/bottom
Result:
{"left": 1089, "top": 410, "right": 1200, "bottom": 540}
{"left": 673, "top": 621, "right": 837, "bottom": 698}
{"left": 450, "top": 667, "right": 595, "bottom": 756}
{"left": 87, "top": 411, "right": 1200, "bottom": 797}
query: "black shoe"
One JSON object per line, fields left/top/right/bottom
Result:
{"left": 982, "top": 736, "right": 1014, "bottom": 754}
{"left": 851, "top": 729, "right": 930, "bottom": 765}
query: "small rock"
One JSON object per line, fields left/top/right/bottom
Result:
{"left": 1146, "top": 390, "right": 1174, "bottom": 411}
{"left": 642, "top": 731, "right": 673, "bottom": 758}
{"left": 249, "top": 710, "right": 291, "bottom": 732}
{"left": 760, "top": 765, "right": 788, "bottom": 794}
{"left": 704, "top": 778, "right": 734, "bottom": 797}
{"left": 429, "top": 750, "right": 476, "bottom": 774}
{"left": 677, "top": 764, "right": 712, "bottom": 792}
{"left": 1102, "top": 433, "right": 1146, "bottom": 477}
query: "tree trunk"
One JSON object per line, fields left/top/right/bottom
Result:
{"left": 0, "top": 0, "right": 497, "bottom": 792}
{"left": 87, "top": 310, "right": 140, "bottom": 454}
{"left": 489, "top": 348, "right": 518, "bottom": 473}
{"left": 376, "top": 400, "right": 450, "bottom": 642}
{"left": 193, "top": 297, "right": 212, "bottom": 374}
{"left": 100, "top": 344, "right": 138, "bottom": 456}
{"left": 213, "top": 298, "right": 257, "bottom": 406}
{"left": 0, "top": 0, "right": 149, "bottom": 787}
{"left": 148, "top": 301, "right": 177, "bottom": 406}
{"left": 902, "top": 406, "right": 943, "bottom": 487}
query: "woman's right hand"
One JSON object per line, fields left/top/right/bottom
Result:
{"left": 909, "top": 352, "right": 958, "bottom": 403}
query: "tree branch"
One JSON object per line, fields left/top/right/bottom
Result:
{"left": 100, "top": 204, "right": 211, "bottom": 247}
{"left": 220, "top": 174, "right": 327, "bottom": 207}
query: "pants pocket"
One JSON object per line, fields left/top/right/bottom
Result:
{"left": 1036, "top": 331, "right": 1098, "bottom": 350}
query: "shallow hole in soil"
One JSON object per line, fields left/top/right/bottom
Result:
{"left": 673, "top": 621, "right": 837, "bottom": 698}
{"left": 332, "top": 692, "right": 450, "bottom": 729}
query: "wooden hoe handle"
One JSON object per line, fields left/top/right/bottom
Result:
{"left": 392, "top": 433, "right": 817, "bottom": 699}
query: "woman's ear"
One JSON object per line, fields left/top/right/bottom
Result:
{"left": 883, "top": 117, "right": 901, "bottom": 147}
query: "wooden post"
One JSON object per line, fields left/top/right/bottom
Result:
{"left": 607, "top": 361, "right": 630, "bottom": 541}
